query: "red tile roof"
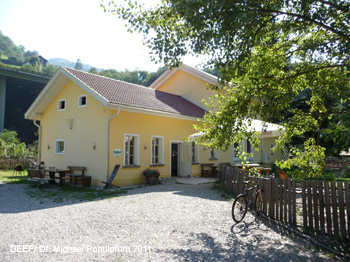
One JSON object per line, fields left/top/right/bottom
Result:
{"left": 64, "top": 67, "right": 206, "bottom": 118}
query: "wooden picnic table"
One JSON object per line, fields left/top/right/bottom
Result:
{"left": 231, "top": 163, "right": 260, "bottom": 169}
{"left": 201, "top": 163, "right": 218, "bottom": 177}
{"left": 45, "top": 169, "right": 69, "bottom": 186}
{"left": 257, "top": 167, "right": 272, "bottom": 175}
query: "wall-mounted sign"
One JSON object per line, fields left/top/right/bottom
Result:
{"left": 113, "top": 148, "right": 122, "bottom": 157}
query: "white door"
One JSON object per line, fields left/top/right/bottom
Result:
{"left": 179, "top": 143, "right": 192, "bottom": 177}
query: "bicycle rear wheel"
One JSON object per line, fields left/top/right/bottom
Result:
{"left": 232, "top": 194, "right": 248, "bottom": 223}
{"left": 254, "top": 192, "right": 263, "bottom": 215}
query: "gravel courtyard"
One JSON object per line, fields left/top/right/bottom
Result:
{"left": 0, "top": 178, "right": 337, "bottom": 262}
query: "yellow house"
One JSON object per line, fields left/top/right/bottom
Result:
{"left": 25, "top": 64, "right": 282, "bottom": 186}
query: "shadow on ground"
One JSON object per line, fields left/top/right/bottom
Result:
{"left": 161, "top": 216, "right": 338, "bottom": 261}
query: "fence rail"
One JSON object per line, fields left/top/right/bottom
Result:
{"left": 220, "top": 165, "right": 350, "bottom": 240}
{"left": 0, "top": 158, "right": 31, "bottom": 169}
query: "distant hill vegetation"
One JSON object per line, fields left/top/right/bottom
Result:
{"left": 48, "top": 58, "right": 100, "bottom": 72}
{"left": 0, "top": 30, "right": 217, "bottom": 86}
{"left": 0, "top": 30, "right": 169, "bottom": 86}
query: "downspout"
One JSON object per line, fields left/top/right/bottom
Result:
{"left": 105, "top": 107, "right": 120, "bottom": 181}
{"left": 33, "top": 120, "right": 41, "bottom": 164}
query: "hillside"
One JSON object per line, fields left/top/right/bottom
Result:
{"left": 48, "top": 58, "right": 102, "bottom": 72}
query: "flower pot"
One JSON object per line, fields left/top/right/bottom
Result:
{"left": 145, "top": 174, "right": 159, "bottom": 184}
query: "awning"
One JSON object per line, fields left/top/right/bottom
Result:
{"left": 189, "top": 119, "right": 284, "bottom": 139}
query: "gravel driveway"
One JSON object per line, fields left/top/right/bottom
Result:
{"left": 0, "top": 179, "right": 337, "bottom": 262}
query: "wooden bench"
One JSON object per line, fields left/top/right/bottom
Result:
{"left": 27, "top": 169, "right": 54, "bottom": 189}
{"left": 200, "top": 163, "right": 214, "bottom": 177}
{"left": 67, "top": 166, "right": 87, "bottom": 184}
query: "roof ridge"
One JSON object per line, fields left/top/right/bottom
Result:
{"left": 62, "top": 66, "right": 154, "bottom": 91}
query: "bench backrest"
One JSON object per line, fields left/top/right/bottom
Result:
{"left": 67, "top": 166, "right": 86, "bottom": 175}
{"left": 28, "top": 169, "right": 45, "bottom": 178}
{"left": 67, "top": 166, "right": 86, "bottom": 171}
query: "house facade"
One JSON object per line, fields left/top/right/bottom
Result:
{"left": 25, "top": 65, "right": 282, "bottom": 186}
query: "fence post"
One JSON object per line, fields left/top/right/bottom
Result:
{"left": 269, "top": 177, "right": 275, "bottom": 219}
{"left": 331, "top": 182, "right": 339, "bottom": 238}
{"left": 345, "top": 183, "right": 350, "bottom": 240}
{"left": 337, "top": 182, "right": 346, "bottom": 238}
{"left": 302, "top": 180, "right": 307, "bottom": 229}
{"left": 318, "top": 181, "right": 325, "bottom": 236}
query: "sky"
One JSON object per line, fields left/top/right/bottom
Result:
{"left": 0, "top": 0, "right": 204, "bottom": 72}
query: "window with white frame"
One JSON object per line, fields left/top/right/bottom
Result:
{"left": 55, "top": 140, "right": 65, "bottom": 154}
{"left": 151, "top": 136, "right": 164, "bottom": 165}
{"left": 58, "top": 99, "right": 66, "bottom": 111}
{"left": 124, "top": 134, "right": 139, "bottom": 166}
{"left": 78, "top": 95, "right": 87, "bottom": 107}
{"left": 209, "top": 148, "right": 218, "bottom": 159}
{"left": 246, "top": 139, "right": 252, "bottom": 154}
{"left": 270, "top": 143, "right": 275, "bottom": 155}
{"left": 233, "top": 142, "right": 240, "bottom": 157}
{"left": 192, "top": 142, "right": 199, "bottom": 163}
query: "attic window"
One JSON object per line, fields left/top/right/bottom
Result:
{"left": 58, "top": 99, "right": 66, "bottom": 111}
{"left": 78, "top": 95, "right": 87, "bottom": 107}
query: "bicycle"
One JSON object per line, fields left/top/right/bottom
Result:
{"left": 232, "top": 180, "right": 263, "bottom": 223}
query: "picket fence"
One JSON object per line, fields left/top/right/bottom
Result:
{"left": 0, "top": 158, "right": 31, "bottom": 169}
{"left": 220, "top": 165, "right": 350, "bottom": 240}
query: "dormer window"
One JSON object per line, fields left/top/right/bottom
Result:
{"left": 78, "top": 95, "right": 87, "bottom": 107}
{"left": 58, "top": 99, "right": 66, "bottom": 111}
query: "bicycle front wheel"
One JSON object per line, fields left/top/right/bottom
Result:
{"left": 232, "top": 194, "right": 248, "bottom": 223}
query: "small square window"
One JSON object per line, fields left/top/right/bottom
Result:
{"left": 79, "top": 95, "right": 87, "bottom": 107}
{"left": 55, "top": 140, "right": 65, "bottom": 154}
{"left": 209, "top": 149, "right": 218, "bottom": 160}
{"left": 58, "top": 99, "right": 66, "bottom": 111}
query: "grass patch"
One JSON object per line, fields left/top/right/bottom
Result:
{"left": 212, "top": 179, "right": 232, "bottom": 199}
{"left": 1, "top": 169, "right": 134, "bottom": 203}
{"left": 26, "top": 185, "right": 132, "bottom": 203}
{"left": 0, "top": 169, "right": 28, "bottom": 184}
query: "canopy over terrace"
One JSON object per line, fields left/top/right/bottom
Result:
{"left": 189, "top": 119, "right": 284, "bottom": 139}
{"left": 189, "top": 119, "right": 285, "bottom": 164}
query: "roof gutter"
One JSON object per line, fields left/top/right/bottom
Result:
{"left": 105, "top": 107, "right": 121, "bottom": 182}
{"left": 33, "top": 120, "right": 41, "bottom": 164}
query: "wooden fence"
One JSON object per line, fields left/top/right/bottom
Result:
{"left": 220, "top": 165, "right": 350, "bottom": 240}
{"left": 0, "top": 158, "right": 31, "bottom": 169}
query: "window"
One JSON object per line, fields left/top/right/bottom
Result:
{"left": 124, "top": 134, "right": 139, "bottom": 166}
{"left": 246, "top": 139, "right": 252, "bottom": 154}
{"left": 151, "top": 136, "right": 164, "bottom": 165}
{"left": 233, "top": 142, "right": 241, "bottom": 163}
{"left": 209, "top": 149, "right": 218, "bottom": 159}
{"left": 270, "top": 143, "right": 275, "bottom": 155}
{"left": 58, "top": 99, "right": 66, "bottom": 111}
{"left": 192, "top": 142, "right": 199, "bottom": 163}
{"left": 78, "top": 95, "right": 87, "bottom": 107}
{"left": 55, "top": 140, "right": 65, "bottom": 154}
{"left": 233, "top": 142, "right": 240, "bottom": 157}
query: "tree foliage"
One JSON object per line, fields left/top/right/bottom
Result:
{"left": 89, "top": 66, "right": 167, "bottom": 87}
{"left": 75, "top": 58, "right": 83, "bottom": 70}
{"left": 0, "top": 129, "right": 34, "bottom": 159}
{"left": 104, "top": 0, "right": 350, "bottom": 178}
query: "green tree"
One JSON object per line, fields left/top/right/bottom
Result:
{"left": 104, "top": 0, "right": 350, "bottom": 178}
{"left": 0, "top": 129, "right": 20, "bottom": 144}
{"left": 42, "top": 63, "right": 58, "bottom": 77}
{"left": 88, "top": 67, "right": 99, "bottom": 74}
{"left": 75, "top": 58, "right": 83, "bottom": 70}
